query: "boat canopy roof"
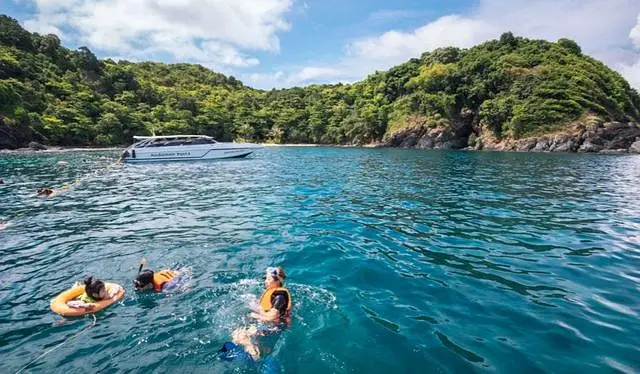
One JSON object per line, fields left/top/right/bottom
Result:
{"left": 132, "top": 135, "right": 217, "bottom": 148}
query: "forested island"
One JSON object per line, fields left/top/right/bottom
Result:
{"left": 1, "top": 15, "right": 640, "bottom": 153}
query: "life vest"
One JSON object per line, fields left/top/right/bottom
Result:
{"left": 259, "top": 287, "right": 292, "bottom": 315}
{"left": 152, "top": 270, "right": 177, "bottom": 292}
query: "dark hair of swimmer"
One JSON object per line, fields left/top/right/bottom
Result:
{"left": 133, "top": 269, "right": 154, "bottom": 290}
{"left": 37, "top": 188, "right": 54, "bottom": 196}
{"left": 84, "top": 276, "right": 106, "bottom": 300}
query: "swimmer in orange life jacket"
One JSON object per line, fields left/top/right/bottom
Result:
{"left": 231, "top": 267, "right": 292, "bottom": 360}
{"left": 250, "top": 267, "right": 291, "bottom": 323}
{"left": 133, "top": 268, "right": 180, "bottom": 292}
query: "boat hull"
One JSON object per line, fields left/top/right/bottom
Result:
{"left": 123, "top": 145, "right": 259, "bottom": 163}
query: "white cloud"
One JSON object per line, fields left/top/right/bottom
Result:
{"left": 618, "top": 59, "right": 640, "bottom": 90}
{"left": 242, "top": 71, "right": 286, "bottom": 89}
{"left": 242, "top": 67, "right": 348, "bottom": 89}
{"left": 631, "top": 14, "right": 640, "bottom": 48}
{"left": 291, "top": 67, "right": 343, "bottom": 83}
{"left": 23, "top": 0, "right": 292, "bottom": 68}
{"left": 621, "top": 13, "right": 640, "bottom": 90}
{"left": 22, "top": 18, "right": 63, "bottom": 36}
{"left": 348, "top": 15, "right": 495, "bottom": 62}
{"left": 326, "top": 1, "right": 640, "bottom": 89}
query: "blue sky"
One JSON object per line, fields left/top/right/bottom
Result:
{"left": 3, "top": 0, "right": 640, "bottom": 89}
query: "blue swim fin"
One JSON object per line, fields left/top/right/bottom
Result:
{"left": 218, "top": 341, "right": 254, "bottom": 364}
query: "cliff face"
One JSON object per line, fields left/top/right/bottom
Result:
{"left": 476, "top": 121, "right": 640, "bottom": 154}
{"left": 381, "top": 117, "right": 640, "bottom": 154}
{"left": 0, "top": 118, "right": 36, "bottom": 149}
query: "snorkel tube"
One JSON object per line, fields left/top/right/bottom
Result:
{"left": 138, "top": 258, "right": 146, "bottom": 274}
{"left": 133, "top": 258, "right": 147, "bottom": 290}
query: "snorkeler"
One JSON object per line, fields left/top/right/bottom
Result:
{"left": 66, "top": 276, "right": 115, "bottom": 310}
{"left": 230, "top": 267, "right": 292, "bottom": 360}
{"left": 36, "top": 188, "right": 55, "bottom": 197}
{"left": 251, "top": 267, "right": 291, "bottom": 324}
{"left": 133, "top": 264, "right": 180, "bottom": 292}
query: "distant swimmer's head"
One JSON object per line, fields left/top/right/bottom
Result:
{"left": 84, "top": 276, "right": 107, "bottom": 300}
{"left": 133, "top": 269, "right": 154, "bottom": 291}
{"left": 264, "top": 267, "right": 286, "bottom": 289}
{"left": 36, "top": 188, "right": 54, "bottom": 196}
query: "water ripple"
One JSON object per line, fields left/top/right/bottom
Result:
{"left": 1, "top": 149, "right": 640, "bottom": 373}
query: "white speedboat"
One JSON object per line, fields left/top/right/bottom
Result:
{"left": 121, "top": 135, "right": 262, "bottom": 163}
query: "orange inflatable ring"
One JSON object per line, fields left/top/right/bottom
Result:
{"left": 50, "top": 283, "right": 125, "bottom": 317}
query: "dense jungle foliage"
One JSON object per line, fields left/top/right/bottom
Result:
{"left": 1, "top": 15, "right": 639, "bottom": 148}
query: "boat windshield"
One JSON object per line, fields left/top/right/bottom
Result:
{"left": 134, "top": 136, "right": 217, "bottom": 148}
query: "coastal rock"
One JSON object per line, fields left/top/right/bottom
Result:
{"left": 514, "top": 138, "right": 537, "bottom": 151}
{"left": 418, "top": 127, "right": 469, "bottom": 149}
{"left": 383, "top": 117, "right": 470, "bottom": 150}
{"left": 383, "top": 127, "right": 423, "bottom": 148}
{"left": 629, "top": 140, "right": 640, "bottom": 154}
{"left": 531, "top": 138, "right": 550, "bottom": 152}
{"left": 384, "top": 119, "right": 640, "bottom": 154}
{"left": 577, "top": 140, "right": 603, "bottom": 153}
{"left": 548, "top": 134, "right": 576, "bottom": 152}
{"left": 603, "top": 122, "right": 628, "bottom": 131}
{"left": 416, "top": 136, "right": 434, "bottom": 149}
{"left": 599, "top": 149, "right": 628, "bottom": 155}
{"left": 28, "top": 141, "right": 47, "bottom": 150}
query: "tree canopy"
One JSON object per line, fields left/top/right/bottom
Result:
{"left": 1, "top": 16, "right": 638, "bottom": 148}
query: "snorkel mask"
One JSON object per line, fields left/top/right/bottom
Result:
{"left": 134, "top": 258, "right": 151, "bottom": 290}
{"left": 265, "top": 267, "right": 284, "bottom": 284}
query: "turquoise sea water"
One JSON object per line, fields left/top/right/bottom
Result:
{"left": 1, "top": 148, "right": 640, "bottom": 373}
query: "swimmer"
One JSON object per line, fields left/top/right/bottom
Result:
{"left": 66, "top": 276, "right": 111, "bottom": 310}
{"left": 0, "top": 221, "right": 7, "bottom": 230}
{"left": 249, "top": 267, "right": 291, "bottom": 324}
{"left": 36, "top": 188, "right": 55, "bottom": 197}
{"left": 231, "top": 267, "right": 292, "bottom": 360}
{"left": 133, "top": 265, "right": 181, "bottom": 292}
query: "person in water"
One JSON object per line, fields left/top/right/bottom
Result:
{"left": 36, "top": 188, "right": 55, "bottom": 197}
{"left": 133, "top": 268, "right": 180, "bottom": 292}
{"left": 250, "top": 267, "right": 291, "bottom": 324}
{"left": 67, "top": 276, "right": 109, "bottom": 309}
{"left": 230, "top": 267, "right": 292, "bottom": 360}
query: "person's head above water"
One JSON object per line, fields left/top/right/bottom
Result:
{"left": 264, "top": 267, "right": 286, "bottom": 289}
{"left": 84, "top": 276, "right": 107, "bottom": 300}
{"left": 36, "top": 188, "right": 54, "bottom": 196}
{"left": 133, "top": 269, "right": 154, "bottom": 290}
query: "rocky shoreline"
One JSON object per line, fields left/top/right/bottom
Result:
{"left": 381, "top": 119, "right": 640, "bottom": 154}
{"left": 3, "top": 122, "right": 640, "bottom": 155}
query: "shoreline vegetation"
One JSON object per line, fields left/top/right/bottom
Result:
{"left": 1, "top": 15, "right": 640, "bottom": 154}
